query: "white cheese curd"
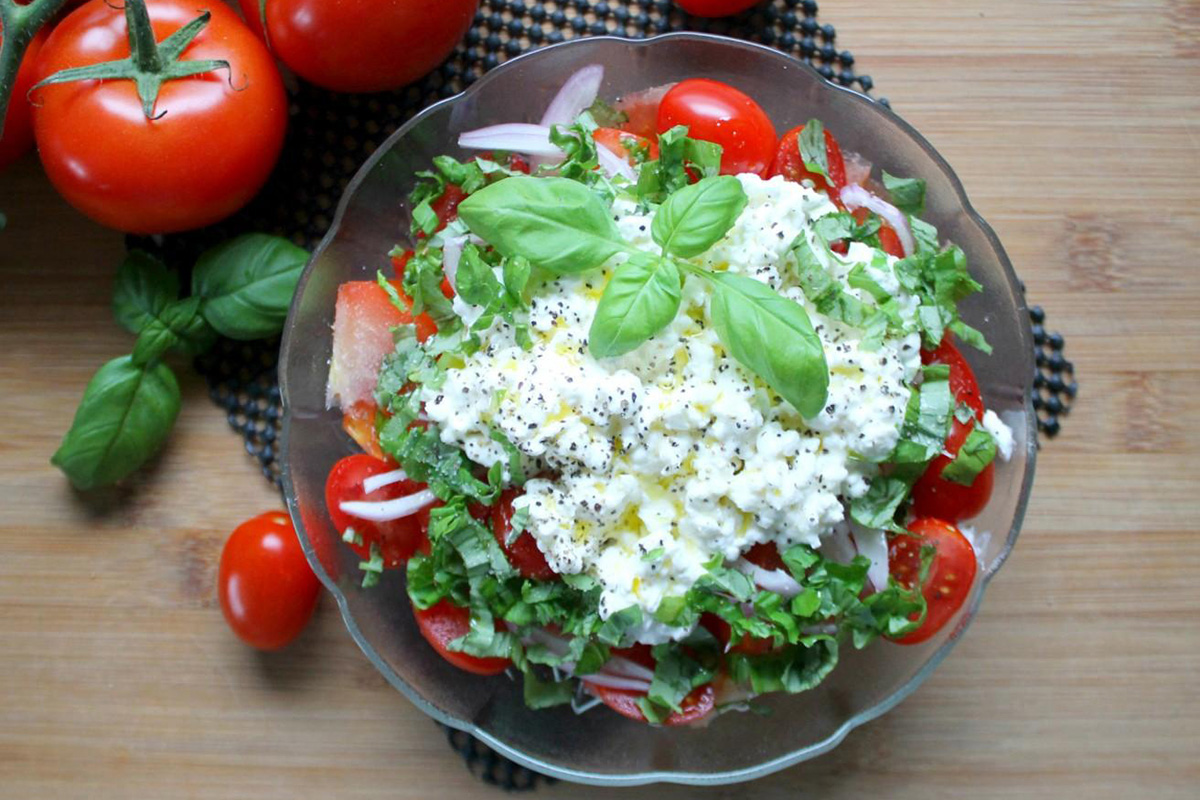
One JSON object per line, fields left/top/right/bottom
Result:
{"left": 420, "top": 173, "right": 923, "bottom": 642}
{"left": 981, "top": 409, "right": 1015, "bottom": 460}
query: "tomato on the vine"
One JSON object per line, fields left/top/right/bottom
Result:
{"left": 237, "top": 0, "right": 478, "bottom": 93}
{"left": 413, "top": 599, "right": 511, "bottom": 675}
{"left": 888, "top": 517, "right": 977, "bottom": 645}
{"left": 491, "top": 488, "right": 558, "bottom": 581}
{"left": 656, "top": 79, "right": 777, "bottom": 176}
{"left": 31, "top": 0, "right": 287, "bottom": 234}
{"left": 325, "top": 454, "right": 435, "bottom": 567}
{"left": 911, "top": 337, "right": 994, "bottom": 521}
{"left": 0, "top": 24, "right": 45, "bottom": 170}
{"left": 218, "top": 511, "right": 320, "bottom": 651}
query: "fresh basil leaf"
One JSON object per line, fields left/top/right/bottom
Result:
{"left": 706, "top": 272, "right": 829, "bottom": 418}
{"left": 651, "top": 175, "right": 747, "bottom": 258}
{"left": 798, "top": 119, "right": 829, "bottom": 179}
{"left": 948, "top": 318, "right": 993, "bottom": 354}
{"left": 112, "top": 250, "right": 179, "bottom": 335}
{"left": 850, "top": 476, "right": 910, "bottom": 531}
{"left": 634, "top": 126, "right": 723, "bottom": 204}
{"left": 589, "top": 254, "right": 681, "bottom": 358}
{"left": 489, "top": 427, "right": 526, "bottom": 486}
{"left": 595, "top": 605, "right": 643, "bottom": 647}
{"left": 131, "top": 296, "right": 216, "bottom": 365}
{"left": 889, "top": 370, "right": 953, "bottom": 468}
{"left": 587, "top": 97, "right": 628, "bottom": 128}
{"left": 51, "top": 355, "right": 181, "bottom": 490}
{"left": 456, "top": 243, "right": 504, "bottom": 308}
{"left": 411, "top": 199, "right": 439, "bottom": 237}
{"left": 522, "top": 668, "right": 575, "bottom": 709}
{"left": 399, "top": 247, "right": 458, "bottom": 330}
{"left": 457, "top": 176, "right": 627, "bottom": 274}
{"left": 941, "top": 425, "right": 998, "bottom": 485}
{"left": 192, "top": 234, "right": 308, "bottom": 340}
{"left": 501, "top": 255, "right": 531, "bottom": 307}
{"left": 646, "top": 645, "right": 714, "bottom": 713}
{"left": 790, "top": 237, "right": 886, "bottom": 332}
{"left": 846, "top": 263, "right": 892, "bottom": 304}
{"left": 908, "top": 215, "right": 940, "bottom": 255}
{"left": 727, "top": 639, "right": 839, "bottom": 695}
{"left": 882, "top": 170, "right": 926, "bottom": 215}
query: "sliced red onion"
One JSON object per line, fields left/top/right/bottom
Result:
{"left": 734, "top": 558, "right": 803, "bottom": 598}
{"left": 851, "top": 527, "right": 890, "bottom": 593}
{"left": 599, "top": 656, "right": 655, "bottom": 682}
{"left": 843, "top": 150, "right": 873, "bottom": 186}
{"left": 581, "top": 673, "right": 653, "bottom": 692}
{"left": 819, "top": 525, "right": 858, "bottom": 565}
{"left": 840, "top": 184, "right": 916, "bottom": 257}
{"left": 594, "top": 142, "right": 636, "bottom": 182}
{"left": 441, "top": 235, "right": 466, "bottom": 293}
{"left": 361, "top": 469, "right": 407, "bottom": 495}
{"left": 458, "top": 123, "right": 562, "bottom": 156}
{"left": 539, "top": 64, "right": 604, "bottom": 129}
{"left": 339, "top": 489, "right": 436, "bottom": 522}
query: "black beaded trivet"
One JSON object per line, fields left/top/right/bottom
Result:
{"left": 134, "top": 0, "right": 1073, "bottom": 790}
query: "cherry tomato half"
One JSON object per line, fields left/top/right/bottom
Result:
{"left": 888, "top": 518, "right": 978, "bottom": 645}
{"left": 770, "top": 124, "right": 848, "bottom": 203}
{"left": 218, "top": 511, "right": 320, "bottom": 651}
{"left": 491, "top": 488, "right": 558, "bottom": 581}
{"left": 0, "top": 24, "right": 45, "bottom": 170}
{"left": 32, "top": 0, "right": 287, "bottom": 233}
{"left": 325, "top": 454, "right": 434, "bottom": 567}
{"left": 413, "top": 599, "right": 511, "bottom": 675}
{"left": 656, "top": 79, "right": 777, "bottom": 176}
{"left": 593, "top": 127, "right": 659, "bottom": 165}
{"left": 911, "top": 337, "right": 994, "bottom": 521}
{"left": 584, "top": 646, "right": 716, "bottom": 726}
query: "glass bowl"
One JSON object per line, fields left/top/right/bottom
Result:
{"left": 279, "top": 32, "right": 1036, "bottom": 787}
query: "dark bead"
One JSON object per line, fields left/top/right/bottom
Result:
{"left": 510, "top": 1, "right": 527, "bottom": 15}
{"left": 800, "top": 36, "right": 816, "bottom": 56}
{"left": 507, "top": 19, "right": 524, "bottom": 35}
{"left": 465, "top": 47, "right": 479, "bottom": 62}
{"left": 484, "top": 53, "right": 500, "bottom": 69}
{"left": 1029, "top": 305, "right": 1045, "bottom": 323}
{"left": 488, "top": 13, "right": 505, "bottom": 28}
{"left": 780, "top": 32, "right": 797, "bottom": 49}
{"left": 1044, "top": 396, "right": 1064, "bottom": 415}
{"left": 571, "top": 16, "right": 586, "bottom": 32}
{"left": 635, "top": 12, "right": 650, "bottom": 27}
{"left": 838, "top": 71, "right": 855, "bottom": 86}
{"left": 595, "top": 2, "right": 610, "bottom": 15}
{"left": 506, "top": 39, "right": 522, "bottom": 55}
{"left": 1048, "top": 353, "right": 1070, "bottom": 372}
{"left": 1048, "top": 332, "right": 1064, "bottom": 350}
{"left": 1041, "top": 417, "right": 1060, "bottom": 437}
{"left": 878, "top": 97, "right": 891, "bottom": 108}
{"left": 465, "top": 29, "right": 481, "bottom": 45}
{"left": 820, "top": 44, "right": 837, "bottom": 61}
{"left": 613, "top": 6, "right": 628, "bottom": 20}
{"left": 654, "top": 17, "right": 670, "bottom": 31}
{"left": 474, "top": 9, "right": 486, "bottom": 23}
{"left": 840, "top": 50, "right": 855, "bottom": 65}
{"left": 1033, "top": 373, "right": 1047, "bottom": 389}
{"left": 528, "top": 25, "right": 543, "bottom": 42}
{"left": 818, "top": 64, "right": 834, "bottom": 79}
{"left": 822, "top": 23, "right": 836, "bottom": 39}
{"left": 801, "top": 17, "right": 818, "bottom": 34}
{"left": 259, "top": 445, "right": 274, "bottom": 462}
{"left": 486, "top": 32, "right": 502, "bottom": 49}
{"left": 1035, "top": 347, "right": 1047, "bottom": 367}
{"left": 858, "top": 75, "right": 873, "bottom": 91}
{"left": 590, "top": 21, "right": 607, "bottom": 34}
{"left": 551, "top": 10, "right": 566, "bottom": 25}
{"left": 1032, "top": 395, "right": 1044, "bottom": 410}
{"left": 1031, "top": 323, "right": 1045, "bottom": 344}
{"left": 1048, "top": 376, "right": 1066, "bottom": 393}
{"left": 1066, "top": 381, "right": 1079, "bottom": 398}
{"left": 803, "top": 0, "right": 819, "bottom": 14}
{"left": 760, "top": 28, "right": 776, "bottom": 44}
{"left": 548, "top": 30, "right": 564, "bottom": 43}
{"left": 530, "top": 6, "right": 545, "bottom": 20}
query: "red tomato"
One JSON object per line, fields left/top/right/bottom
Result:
{"left": 0, "top": 25, "right": 45, "bottom": 170}
{"left": 676, "top": 0, "right": 762, "bottom": 17}
{"left": 430, "top": 184, "right": 467, "bottom": 233}
{"left": 769, "top": 124, "right": 848, "bottom": 204}
{"left": 218, "top": 511, "right": 320, "bottom": 651}
{"left": 888, "top": 518, "right": 977, "bottom": 645}
{"left": 700, "top": 612, "right": 774, "bottom": 656}
{"left": 413, "top": 599, "right": 510, "bottom": 675}
{"left": 386, "top": 252, "right": 440, "bottom": 341}
{"left": 325, "top": 454, "right": 433, "bottom": 567}
{"left": 593, "top": 127, "right": 659, "bottom": 165}
{"left": 237, "top": 0, "right": 477, "bottom": 93}
{"left": 586, "top": 679, "right": 715, "bottom": 726}
{"left": 877, "top": 224, "right": 906, "bottom": 258}
{"left": 743, "top": 542, "right": 786, "bottom": 572}
{"left": 341, "top": 400, "right": 385, "bottom": 459}
{"left": 31, "top": 0, "right": 287, "bottom": 234}
{"left": 491, "top": 488, "right": 557, "bottom": 581}
{"left": 656, "top": 79, "right": 777, "bottom": 176}
{"left": 615, "top": 84, "right": 674, "bottom": 139}
{"left": 911, "top": 338, "right": 994, "bottom": 521}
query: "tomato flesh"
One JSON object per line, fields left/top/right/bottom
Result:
{"left": 414, "top": 599, "right": 510, "bottom": 675}
{"left": 586, "top": 680, "right": 716, "bottom": 726}
{"left": 325, "top": 454, "right": 433, "bottom": 567}
{"left": 770, "top": 124, "right": 848, "bottom": 205}
{"left": 491, "top": 488, "right": 558, "bottom": 581}
{"left": 888, "top": 518, "right": 978, "bottom": 645}
{"left": 593, "top": 127, "right": 659, "bottom": 165}
{"left": 218, "top": 511, "right": 320, "bottom": 651}
{"left": 656, "top": 79, "right": 777, "bottom": 176}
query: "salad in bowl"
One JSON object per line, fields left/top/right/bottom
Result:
{"left": 317, "top": 66, "right": 1015, "bottom": 728}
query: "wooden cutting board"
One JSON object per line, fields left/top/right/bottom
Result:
{"left": 2, "top": 1, "right": 1198, "bottom": 797}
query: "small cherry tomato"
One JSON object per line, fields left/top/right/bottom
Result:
{"left": 413, "top": 599, "right": 510, "bottom": 675}
{"left": 429, "top": 184, "right": 467, "bottom": 233}
{"left": 656, "top": 78, "right": 777, "bottom": 176}
{"left": 700, "top": 612, "right": 775, "bottom": 656}
{"left": 585, "top": 665, "right": 716, "bottom": 726}
{"left": 743, "top": 541, "right": 786, "bottom": 572}
{"left": 911, "top": 337, "right": 994, "bottom": 521}
{"left": 491, "top": 488, "right": 558, "bottom": 581}
{"left": 325, "top": 454, "right": 433, "bottom": 567}
{"left": 676, "top": 0, "right": 763, "bottom": 18}
{"left": 769, "top": 124, "right": 848, "bottom": 203}
{"left": 218, "top": 511, "right": 320, "bottom": 651}
{"left": 0, "top": 24, "right": 46, "bottom": 170}
{"left": 888, "top": 518, "right": 978, "bottom": 645}
{"left": 593, "top": 126, "right": 659, "bottom": 165}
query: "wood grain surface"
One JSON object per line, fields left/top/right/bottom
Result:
{"left": 2, "top": 1, "right": 1199, "bottom": 797}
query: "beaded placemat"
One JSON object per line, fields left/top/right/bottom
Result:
{"left": 136, "top": 0, "right": 1074, "bottom": 790}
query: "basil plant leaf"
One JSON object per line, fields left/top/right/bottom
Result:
{"left": 706, "top": 272, "right": 829, "bottom": 418}
{"left": 51, "top": 355, "right": 181, "bottom": 490}
{"left": 192, "top": 233, "right": 309, "bottom": 340}
{"left": 589, "top": 254, "right": 682, "bottom": 358}
{"left": 651, "top": 175, "right": 748, "bottom": 258}
{"left": 112, "top": 250, "right": 179, "bottom": 335}
{"left": 455, "top": 243, "right": 504, "bottom": 308}
{"left": 799, "top": 119, "right": 829, "bottom": 179}
{"left": 131, "top": 296, "right": 216, "bottom": 366}
{"left": 456, "top": 176, "right": 627, "bottom": 274}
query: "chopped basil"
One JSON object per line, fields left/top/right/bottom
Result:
{"left": 941, "top": 425, "right": 998, "bottom": 485}
{"left": 881, "top": 170, "right": 926, "bottom": 215}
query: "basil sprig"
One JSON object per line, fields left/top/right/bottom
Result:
{"left": 588, "top": 253, "right": 681, "bottom": 358}
{"left": 651, "top": 174, "right": 748, "bottom": 257}
{"left": 53, "top": 236, "right": 307, "bottom": 490}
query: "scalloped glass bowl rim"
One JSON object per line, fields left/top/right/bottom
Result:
{"left": 278, "top": 32, "right": 1036, "bottom": 787}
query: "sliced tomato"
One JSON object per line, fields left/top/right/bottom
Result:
{"left": 888, "top": 518, "right": 978, "bottom": 645}
{"left": 769, "top": 124, "right": 848, "bottom": 205}
{"left": 593, "top": 126, "right": 659, "bottom": 165}
{"left": 615, "top": 83, "right": 675, "bottom": 139}
{"left": 586, "top": 680, "right": 716, "bottom": 726}
{"left": 911, "top": 337, "right": 994, "bottom": 521}
{"left": 700, "top": 612, "right": 774, "bottom": 656}
{"left": 325, "top": 454, "right": 433, "bottom": 567}
{"left": 877, "top": 224, "right": 906, "bottom": 258}
{"left": 387, "top": 250, "right": 439, "bottom": 341}
{"left": 743, "top": 542, "right": 786, "bottom": 572}
{"left": 657, "top": 79, "right": 777, "bottom": 176}
{"left": 491, "top": 488, "right": 558, "bottom": 581}
{"left": 341, "top": 400, "right": 385, "bottom": 459}
{"left": 413, "top": 600, "right": 511, "bottom": 675}
{"left": 429, "top": 184, "right": 466, "bottom": 233}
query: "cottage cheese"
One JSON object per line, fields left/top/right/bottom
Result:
{"left": 421, "top": 173, "right": 924, "bottom": 640}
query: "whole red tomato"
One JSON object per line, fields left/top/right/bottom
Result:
{"left": 676, "top": 0, "right": 762, "bottom": 18}
{"left": 656, "top": 78, "right": 778, "bottom": 176}
{"left": 31, "top": 0, "right": 287, "bottom": 234}
{"left": 0, "top": 24, "right": 46, "bottom": 170}
{"left": 238, "top": 0, "right": 478, "bottom": 93}
{"left": 218, "top": 511, "right": 321, "bottom": 651}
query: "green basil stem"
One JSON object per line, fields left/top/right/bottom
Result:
{"left": 0, "top": 0, "right": 70, "bottom": 137}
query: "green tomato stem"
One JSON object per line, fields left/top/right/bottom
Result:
{"left": 123, "top": 0, "right": 163, "bottom": 74}
{"left": 0, "top": 0, "right": 70, "bottom": 138}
